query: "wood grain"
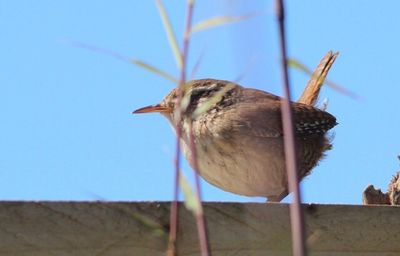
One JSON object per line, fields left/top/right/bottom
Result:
{"left": 0, "top": 202, "right": 399, "bottom": 255}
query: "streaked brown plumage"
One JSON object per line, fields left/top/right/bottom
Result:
{"left": 134, "top": 78, "right": 337, "bottom": 201}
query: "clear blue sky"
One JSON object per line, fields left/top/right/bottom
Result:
{"left": 1, "top": 1, "right": 399, "bottom": 204}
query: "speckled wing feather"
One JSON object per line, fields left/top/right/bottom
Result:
{"left": 292, "top": 103, "right": 337, "bottom": 136}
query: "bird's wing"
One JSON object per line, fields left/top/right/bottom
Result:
{"left": 208, "top": 88, "right": 336, "bottom": 139}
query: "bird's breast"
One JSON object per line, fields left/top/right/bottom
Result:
{"left": 180, "top": 133, "right": 288, "bottom": 197}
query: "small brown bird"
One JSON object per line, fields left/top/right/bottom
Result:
{"left": 133, "top": 78, "right": 337, "bottom": 201}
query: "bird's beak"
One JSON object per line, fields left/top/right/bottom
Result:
{"left": 132, "top": 104, "right": 171, "bottom": 114}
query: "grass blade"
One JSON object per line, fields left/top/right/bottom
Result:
{"left": 179, "top": 173, "right": 202, "bottom": 216}
{"left": 288, "top": 57, "right": 360, "bottom": 100}
{"left": 191, "top": 13, "right": 259, "bottom": 34}
{"left": 131, "top": 59, "right": 178, "bottom": 83}
{"left": 63, "top": 39, "right": 178, "bottom": 84}
{"left": 156, "top": 0, "right": 182, "bottom": 69}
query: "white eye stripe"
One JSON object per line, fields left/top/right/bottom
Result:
{"left": 191, "top": 83, "right": 219, "bottom": 93}
{"left": 208, "top": 83, "right": 218, "bottom": 89}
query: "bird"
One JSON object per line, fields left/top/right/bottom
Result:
{"left": 133, "top": 77, "right": 337, "bottom": 202}
{"left": 133, "top": 43, "right": 338, "bottom": 203}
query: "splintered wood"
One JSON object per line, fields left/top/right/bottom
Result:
{"left": 363, "top": 171, "right": 400, "bottom": 205}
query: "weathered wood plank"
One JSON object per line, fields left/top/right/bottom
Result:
{"left": 0, "top": 202, "right": 398, "bottom": 255}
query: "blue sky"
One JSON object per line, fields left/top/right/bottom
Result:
{"left": 1, "top": 1, "right": 399, "bottom": 204}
